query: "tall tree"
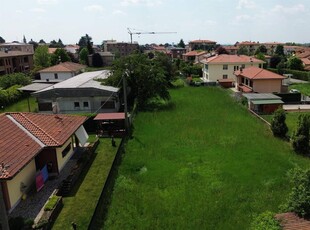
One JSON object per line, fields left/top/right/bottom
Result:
{"left": 39, "top": 39, "right": 46, "bottom": 44}
{"left": 177, "top": 39, "right": 185, "bottom": 48}
{"left": 237, "top": 46, "right": 249, "bottom": 55}
{"left": 28, "top": 39, "right": 38, "bottom": 50}
{"left": 292, "top": 114, "right": 310, "bottom": 155}
{"left": 269, "top": 55, "right": 282, "bottom": 68}
{"left": 0, "top": 36, "right": 5, "bottom": 43}
{"left": 78, "top": 34, "right": 93, "bottom": 54}
{"left": 23, "top": 35, "right": 27, "bottom": 43}
{"left": 34, "top": 45, "right": 51, "bottom": 68}
{"left": 79, "top": 47, "right": 89, "bottom": 65}
{"left": 255, "top": 45, "right": 267, "bottom": 54}
{"left": 287, "top": 56, "right": 304, "bottom": 71}
{"left": 216, "top": 46, "right": 229, "bottom": 54}
{"left": 57, "top": 39, "right": 65, "bottom": 48}
{"left": 50, "top": 48, "right": 71, "bottom": 65}
{"left": 275, "top": 44, "right": 284, "bottom": 56}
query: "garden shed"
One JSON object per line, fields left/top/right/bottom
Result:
{"left": 94, "top": 113, "right": 126, "bottom": 137}
{"left": 243, "top": 93, "right": 284, "bottom": 114}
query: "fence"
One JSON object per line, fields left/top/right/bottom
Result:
{"left": 87, "top": 136, "right": 127, "bottom": 229}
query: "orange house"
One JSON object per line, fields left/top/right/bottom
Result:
{"left": 235, "top": 66, "right": 285, "bottom": 93}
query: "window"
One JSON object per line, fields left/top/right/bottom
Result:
{"left": 83, "top": 102, "right": 89, "bottom": 108}
{"left": 259, "top": 64, "right": 262, "bottom": 68}
{"left": 234, "top": 66, "right": 239, "bottom": 71}
{"left": 205, "top": 64, "right": 208, "bottom": 70}
{"left": 74, "top": 102, "right": 80, "bottom": 108}
{"left": 62, "top": 143, "right": 71, "bottom": 158}
{"left": 223, "top": 75, "right": 228, "bottom": 79}
{"left": 241, "top": 64, "right": 245, "bottom": 68}
{"left": 223, "top": 64, "right": 228, "bottom": 70}
{"left": 54, "top": 73, "right": 58, "bottom": 79}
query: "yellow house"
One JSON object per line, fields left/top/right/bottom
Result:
{"left": 201, "top": 54, "right": 264, "bottom": 82}
{"left": 0, "top": 112, "right": 87, "bottom": 213}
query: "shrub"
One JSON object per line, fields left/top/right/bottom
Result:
{"left": 44, "top": 195, "right": 60, "bottom": 211}
{"left": 172, "top": 79, "right": 185, "bottom": 88}
{"left": 271, "top": 109, "right": 288, "bottom": 138}
{"left": 284, "top": 167, "right": 310, "bottom": 218}
{"left": 291, "top": 114, "right": 310, "bottom": 155}
{"left": 0, "top": 73, "right": 31, "bottom": 89}
{"left": 250, "top": 211, "right": 281, "bottom": 230}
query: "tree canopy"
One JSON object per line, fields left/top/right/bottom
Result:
{"left": 275, "top": 45, "right": 284, "bottom": 56}
{"left": 237, "top": 46, "right": 249, "bottom": 55}
{"left": 216, "top": 46, "right": 229, "bottom": 55}
{"left": 78, "top": 34, "right": 94, "bottom": 54}
{"left": 34, "top": 45, "right": 51, "bottom": 69}
{"left": 287, "top": 56, "right": 304, "bottom": 71}
{"left": 50, "top": 48, "right": 71, "bottom": 65}
{"left": 103, "top": 53, "right": 171, "bottom": 109}
{"left": 79, "top": 47, "right": 89, "bottom": 65}
{"left": 255, "top": 45, "right": 267, "bottom": 54}
{"left": 0, "top": 36, "right": 5, "bottom": 43}
{"left": 177, "top": 39, "right": 185, "bottom": 48}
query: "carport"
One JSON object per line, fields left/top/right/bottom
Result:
{"left": 94, "top": 113, "right": 126, "bottom": 137}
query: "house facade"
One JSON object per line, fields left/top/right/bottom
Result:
{"left": 103, "top": 40, "right": 139, "bottom": 57}
{"left": 0, "top": 112, "right": 87, "bottom": 212}
{"left": 33, "top": 70, "right": 120, "bottom": 114}
{"left": 38, "top": 62, "right": 86, "bottom": 82}
{"left": 182, "top": 51, "right": 206, "bottom": 63}
{"left": 188, "top": 40, "right": 217, "bottom": 51}
{"left": 234, "top": 66, "right": 285, "bottom": 93}
{"left": 0, "top": 51, "right": 34, "bottom": 75}
{"left": 0, "top": 43, "right": 34, "bottom": 54}
{"left": 201, "top": 54, "right": 264, "bottom": 82}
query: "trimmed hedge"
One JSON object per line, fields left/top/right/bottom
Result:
{"left": 268, "top": 68, "right": 310, "bottom": 81}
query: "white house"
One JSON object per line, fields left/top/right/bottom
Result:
{"left": 39, "top": 62, "right": 86, "bottom": 82}
{"left": 32, "top": 70, "right": 120, "bottom": 114}
{"left": 200, "top": 54, "right": 264, "bottom": 82}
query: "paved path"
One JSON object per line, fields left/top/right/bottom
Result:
{"left": 290, "top": 78, "right": 309, "bottom": 84}
{"left": 283, "top": 104, "right": 310, "bottom": 111}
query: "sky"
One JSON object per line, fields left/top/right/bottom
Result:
{"left": 1, "top": 0, "right": 309, "bottom": 45}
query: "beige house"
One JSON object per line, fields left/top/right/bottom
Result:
{"left": 0, "top": 113, "right": 87, "bottom": 213}
{"left": 0, "top": 51, "right": 34, "bottom": 75}
{"left": 201, "top": 54, "right": 264, "bottom": 82}
{"left": 234, "top": 66, "right": 285, "bottom": 93}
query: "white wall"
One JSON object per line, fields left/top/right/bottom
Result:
{"left": 40, "top": 72, "right": 74, "bottom": 81}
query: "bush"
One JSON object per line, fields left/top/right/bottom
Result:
{"left": 0, "top": 73, "right": 32, "bottom": 89}
{"left": 44, "top": 195, "right": 60, "bottom": 211}
{"left": 250, "top": 211, "right": 281, "bottom": 230}
{"left": 271, "top": 109, "right": 288, "bottom": 138}
{"left": 291, "top": 114, "right": 310, "bottom": 155}
{"left": 268, "top": 68, "right": 310, "bottom": 81}
{"left": 171, "top": 79, "right": 185, "bottom": 88}
{"left": 284, "top": 167, "right": 310, "bottom": 218}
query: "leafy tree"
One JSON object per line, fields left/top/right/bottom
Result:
{"left": 255, "top": 53, "right": 266, "bottom": 62}
{"left": 103, "top": 53, "right": 170, "bottom": 109}
{"left": 269, "top": 55, "right": 282, "bottom": 68}
{"left": 291, "top": 114, "right": 310, "bottom": 155}
{"left": 250, "top": 211, "right": 281, "bottom": 230}
{"left": 92, "top": 53, "right": 103, "bottom": 67}
{"left": 237, "top": 46, "right": 249, "bottom": 55}
{"left": 50, "top": 48, "right": 71, "bottom": 65}
{"left": 39, "top": 39, "right": 46, "bottom": 44}
{"left": 28, "top": 39, "right": 38, "bottom": 50}
{"left": 78, "top": 34, "right": 93, "bottom": 54}
{"left": 152, "top": 52, "right": 176, "bottom": 83}
{"left": 287, "top": 56, "right": 304, "bottom": 71}
{"left": 216, "top": 46, "right": 229, "bottom": 55}
{"left": 285, "top": 167, "right": 310, "bottom": 218}
{"left": 255, "top": 45, "right": 267, "bottom": 54}
{"left": 0, "top": 73, "right": 31, "bottom": 89}
{"left": 57, "top": 39, "right": 65, "bottom": 48}
{"left": 177, "top": 39, "right": 185, "bottom": 48}
{"left": 0, "top": 36, "right": 5, "bottom": 43}
{"left": 34, "top": 45, "right": 51, "bottom": 68}
{"left": 271, "top": 108, "right": 288, "bottom": 138}
{"left": 79, "top": 47, "right": 89, "bottom": 65}
{"left": 276, "top": 60, "right": 286, "bottom": 75}
{"left": 275, "top": 45, "right": 284, "bottom": 56}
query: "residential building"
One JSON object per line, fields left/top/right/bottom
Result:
{"left": 103, "top": 40, "right": 139, "bottom": 57}
{"left": 222, "top": 45, "right": 238, "bottom": 55}
{"left": 0, "top": 51, "right": 34, "bottom": 75}
{"left": 38, "top": 62, "right": 86, "bottom": 82}
{"left": 188, "top": 40, "right": 217, "bottom": 51}
{"left": 234, "top": 66, "right": 285, "bottom": 93}
{"left": 201, "top": 54, "right": 264, "bottom": 82}
{"left": 0, "top": 112, "right": 87, "bottom": 212}
{"left": 263, "top": 42, "right": 284, "bottom": 55}
{"left": 235, "top": 41, "right": 260, "bottom": 55}
{"left": 242, "top": 93, "right": 284, "bottom": 114}
{"left": 183, "top": 50, "right": 206, "bottom": 63}
{"left": 167, "top": 47, "right": 186, "bottom": 59}
{"left": 33, "top": 70, "right": 120, "bottom": 114}
{"left": 0, "top": 43, "right": 34, "bottom": 54}
{"left": 88, "top": 52, "right": 115, "bottom": 67}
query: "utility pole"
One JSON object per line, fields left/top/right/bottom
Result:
{"left": 0, "top": 182, "right": 9, "bottom": 230}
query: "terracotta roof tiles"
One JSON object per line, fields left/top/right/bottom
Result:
{"left": 39, "top": 62, "right": 86, "bottom": 73}
{"left": 234, "top": 66, "right": 285, "bottom": 80}
{"left": 203, "top": 54, "right": 264, "bottom": 64}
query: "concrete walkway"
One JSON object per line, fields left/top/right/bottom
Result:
{"left": 290, "top": 78, "right": 309, "bottom": 84}
{"left": 283, "top": 104, "right": 310, "bottom": 112}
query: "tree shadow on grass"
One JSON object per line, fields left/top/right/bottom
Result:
{"left": 142, "top": 100, "right": 176, "bottom": 112}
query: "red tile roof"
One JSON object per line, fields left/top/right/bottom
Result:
{"left": 275, "top": 212, "right": 310, "bottom": 230}
{"left": 302, "top": 58, "right": 310, "bottom": 65}
{"left": 183, "top": 51, "right": 206, "bottom": 56}
{"left": 0, "top": 113, "right": 87, "bottom": 179}
{"left": 238, "top": 41, "right": 259, "bottom": 45}
{"left": 203, "top": 54, "right": 264, "bottom": 64}
{"left": 235, "top": 66, "right": 285, "bottom": 80}
{"left": 190, "top": 39, "right": 216, "bottom": 44}
{"left": 39, "top": 62, "right": 86, "bottom": 73}
{"left": 94, "top": 112, "right": 125, "bottom": 120}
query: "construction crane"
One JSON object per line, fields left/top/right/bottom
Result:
{"left": 127, "top": 28, "right": 177, "bottom": 44}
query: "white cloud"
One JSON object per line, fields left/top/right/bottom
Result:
{"left": 121, "top": 0, "right": 162, "bottom": 7}
{"left": 15, "top": 10, "right": 23, "bottom": 14}
{"left": 236, "top": 0, "right": 256, "bottom": 9}
{"left": 30, "top": 8, "right": 46, "bottom": 13}
{"left": 84, "top": 5, "right": 104, "bottom": 13}
{"left": 37, "top": 0, "right": 58, "bottom": 5}
{"left": 271, "top": 4, "right": 305, "bottom": 14}
{"left": 113, "top": 10, "right": 126, "bottom": 15}
{"left": 204, "top": 20, "right": 217, "bottom": 26}
{"left": 236, "top": 14, "right": 252, "bottom": 21}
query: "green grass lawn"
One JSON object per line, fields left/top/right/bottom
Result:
{"left": 289, "top": 83, "right": 310, "bottom": 96}
{"left": 1, "top": 96, "right": 37, "bottom": 113}
{"left": 102, "top": 87, "right": 310, "bottom": 230}
{"left": 52, "top": 138, "right": 119, "bottom": 229}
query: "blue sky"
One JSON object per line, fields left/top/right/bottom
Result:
{"left": 1, "top": 0, "right": 309, "bottom": 45}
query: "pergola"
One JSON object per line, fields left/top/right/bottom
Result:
{"left": 94, "top": 113, "right": 126, "bottom": 137}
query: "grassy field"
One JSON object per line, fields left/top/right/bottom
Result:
{"left": 289, "top": 83, "right": 310, "bottom": 96}
{"left": 1, "top": 96, "right": 37, "bottom": 113}
{"left": 53, "top": 138, "right": 119, "bottom": 229}
{"left": 102, "top": 87, "right": 310, "bottom": 230}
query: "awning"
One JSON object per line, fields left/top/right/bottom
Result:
{"left": 75, "top": 125, "right": 89, "bottom": 146}
{"left": 252, "top": 99, "right": 284, "bottom": 105}
{"left": 94, "top": 113, "right": 125, "bottom": 120}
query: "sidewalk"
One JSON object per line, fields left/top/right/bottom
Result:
{"left": 283, "top": 104, "right": 310, "bottom": 112}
